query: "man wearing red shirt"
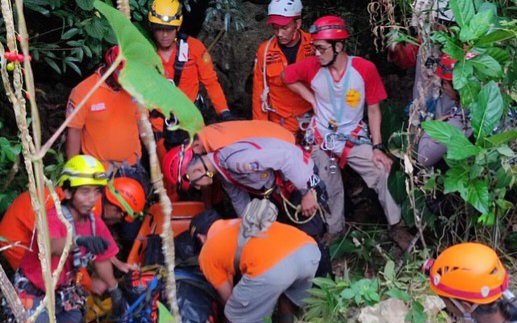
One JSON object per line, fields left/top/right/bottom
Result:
{"left": 282, "top": 16, "right": 412, "bottom": 249}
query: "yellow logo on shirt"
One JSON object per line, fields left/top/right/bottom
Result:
{"left": 346, "top": 89, "right": 361, "bottom": 108}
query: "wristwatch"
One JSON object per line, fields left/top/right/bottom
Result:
{"left": 372, "top": 143, "right": 386, "bottom": 152}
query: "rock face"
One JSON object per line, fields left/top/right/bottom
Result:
{"left": 197, "top": 1, "right": 271, "bottom": 119}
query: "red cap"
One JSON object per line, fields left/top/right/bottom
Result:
{"left": 266, "top": 15, "right": 296, "bottom": 26}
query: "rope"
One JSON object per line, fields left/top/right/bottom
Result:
{"left": 280, "top": 189, "right": 325, "bottom": 225}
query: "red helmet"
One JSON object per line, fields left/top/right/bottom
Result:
{"left": 309, "top": 15, "right": 349, "bottom": 41}
{"left": 435, "top": 54, "right": 457, "bottom": 81}
{"left": 105, "top": 46, "right": 124, "bottom": 82}
{"left": 106, "top": 177, "right": 146, "bottom": 222}
{"left": 162, "top": 145, "right": 194, "bottom": 191}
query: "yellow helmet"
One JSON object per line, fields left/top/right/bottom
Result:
{"left": 58, "top": 155, "right": 108, "bottom": 188}
{"left": 148, "top": 0, "right": 183, "bottom": 28}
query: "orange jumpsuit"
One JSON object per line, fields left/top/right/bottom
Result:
{"left": 252, "top": 31, "right": 315, "bottom": 135}
{"left": 152, "top": 36, "right": 229, "bottom": 163}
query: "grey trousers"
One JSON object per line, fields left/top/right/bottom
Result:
{"left": 312, "top": 144, "right": 401, "bottom": 234}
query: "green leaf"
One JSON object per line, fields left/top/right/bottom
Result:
{"left": 476, "top": 29, "right": 516, "bottom": 47}
{"left": 444, "top": 166, "right": 469, "bottom": 194}
{"left": 366, "top": 290, "right": 380, "bottom": 304}
{"left": 496, "top": 198, "right": 513, "bottom": 212}
{"left": 84, "top": 17, "right": 105, "bottom": 40}
{"left": 383, "top": 260, "right": 396, "bottom": 282}
{"left": 484, "top": 131, "right": 517, "bottom": 147}
{"left": 496, "top": 146, "right": 514, "bottom": 157}
{"left": 450, "top": 0, "right": 476, "bottom": 29}
{"left": 422, "top": 120, "right": 481, "bottom": 160}
{"left": 65, "top": 60, "right": 82, "bottom": 76}
{"left": 406, "top": 300, "right": 427, "bottom": 323}
{"left": 94, "top": 0, "right": 204, "bottom": 138}
{"left": 484, "top": 47, "right": 510, "bottom": 65}
{"left": 62, "top": 27, "right": 80, "bottom": 40}
{"left": 477, "top": 212, "right": 495, "bottom": 226}
{"left": 312, "top": 276, "right": 337, "bottom": 288}
{"left": 76, "top": 0, "right": 94, "bottom": 10}
{"left": 157, "top": 301, "right": 177, "bottom": 323}
{"left": 459, "top": 76, "right": 481, "bottom": 107}
{"left": 386, "top": 288, "right": 411, "bottom": 301}
{"left": 471, "top": 81, "right": 504, "bottom": 143}
{"left": 467, "top": 10, "right": 494, "bottom": 39}
{"left": 341, "top": 288, "right": 355, "bottom": 300}
{"left": 496, "top": 167, "right": 513, "bottom": 188}
{"left": 462, "top": 179, "right": 490, "bottom": 214}
{"left": 471, "top": 55, "right": 503, "bottom": 80}
{"left": 43, "top": 57, "right": 62, "bottom": 74}
{"left": 452, "top": 59, "right": 474, "bottom": 90}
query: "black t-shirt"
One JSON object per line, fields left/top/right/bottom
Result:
{"left": 279, "top": 35, "right": 301, "bottom": 65}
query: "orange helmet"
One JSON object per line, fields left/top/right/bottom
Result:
{"left": 435, "top": 54, "right": 456, "bottom": 81}
{"left": 105, "top": 177, "right": 146, "bottom": 222}
{"left": 162, "top": 144, "right": 194, "bottom": 191}
{"left": 424, "top": 242, "right": 508, "bottom": 304}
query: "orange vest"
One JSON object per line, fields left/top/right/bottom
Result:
{"left": 197, "top": 120, "right": 295, "bottom": 153}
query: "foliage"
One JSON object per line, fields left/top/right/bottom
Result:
{"left": 0, "top": 126, "right": 23, "bottom": 214}
{"left": 94, "top": 0, "right": 204, "bottom": 137}
{"left": 423, "top": 0, "right": 517, "bottom": 232}
{"left": 7, "top": 0, "right": 151, "bottom": 76}
{"left": 303, "top": 257, "right": 430, "bottom": 323}
{"left": 204, "top": 0, "right": 246, "bottom": 32}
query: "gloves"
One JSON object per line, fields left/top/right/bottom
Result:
{"left": 109, "top": 285, "right": 127, "bottom": 317}
{"left": 220, "top": 109, "right": 238, "bottom": 121}
{"left": 75, "top": 236, "right": 110, "bottom": 255}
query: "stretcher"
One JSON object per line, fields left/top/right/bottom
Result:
{"left": 126, "top": 201, "right": 205, "bottom": 265}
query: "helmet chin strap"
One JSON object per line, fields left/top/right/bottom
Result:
{"left": 321, "top": 43, "right": 339, "bottom": 68}
{"left": 450, "top": 298, "right": 478, "bottom": 323}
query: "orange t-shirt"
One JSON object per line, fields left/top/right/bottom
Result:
{"left": 0, "top": 188, "right": 65, "bottom": 269}
{"left": 66, "top": 69, "right": 141, "bottom": 165}
{"left": 199, "top": 219, "right": 316, "bottom": 288}
{"left": 159, "top": 36, "right": 228, "bottom": 114}
{"left": 197, "top": 120, "right": 295, "bottom": 153}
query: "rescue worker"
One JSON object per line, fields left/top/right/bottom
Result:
{"left": 0, "top": 177, "right": 145, "bottom": 272}
{"left": 162, "top": 120, "right": 295, "bottom": 189}
{"left": 417, "top": 54, "right": 472, "bottom": 169}
{"left": 190, "top": 200, "right": 321, "bottom": 323}
{"left": 66, "top": 46, "right": 148, "bottom": 187}
{"left": 161, "top": 120, "right": 295, "bottom": 205}
{"left": 282, "top": 15, "right": 413, "bottom": 249}
{"left": 167, "top": 137, "right": 333, "bottom": 276}
{"left": 252, "top": 0, "right": 315, "bottom": 142}
{"left": 423, "top": 242, "right": 517, "bottom": 323}
{"left": 148, "top": 0, "right": 237, "bottom": 157}
{"left": 13, "top": 155, "right": 126, "bottom": 323}
{"left": 66, "top": 45, "right": 149, "bottom": 249}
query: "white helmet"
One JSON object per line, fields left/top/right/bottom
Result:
{"left": 267, "top": 0, "right": 303, "bottom": 18}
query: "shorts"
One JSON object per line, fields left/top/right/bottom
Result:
{"left": 225, "top": 243, "right": 321, "bottom": 323}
